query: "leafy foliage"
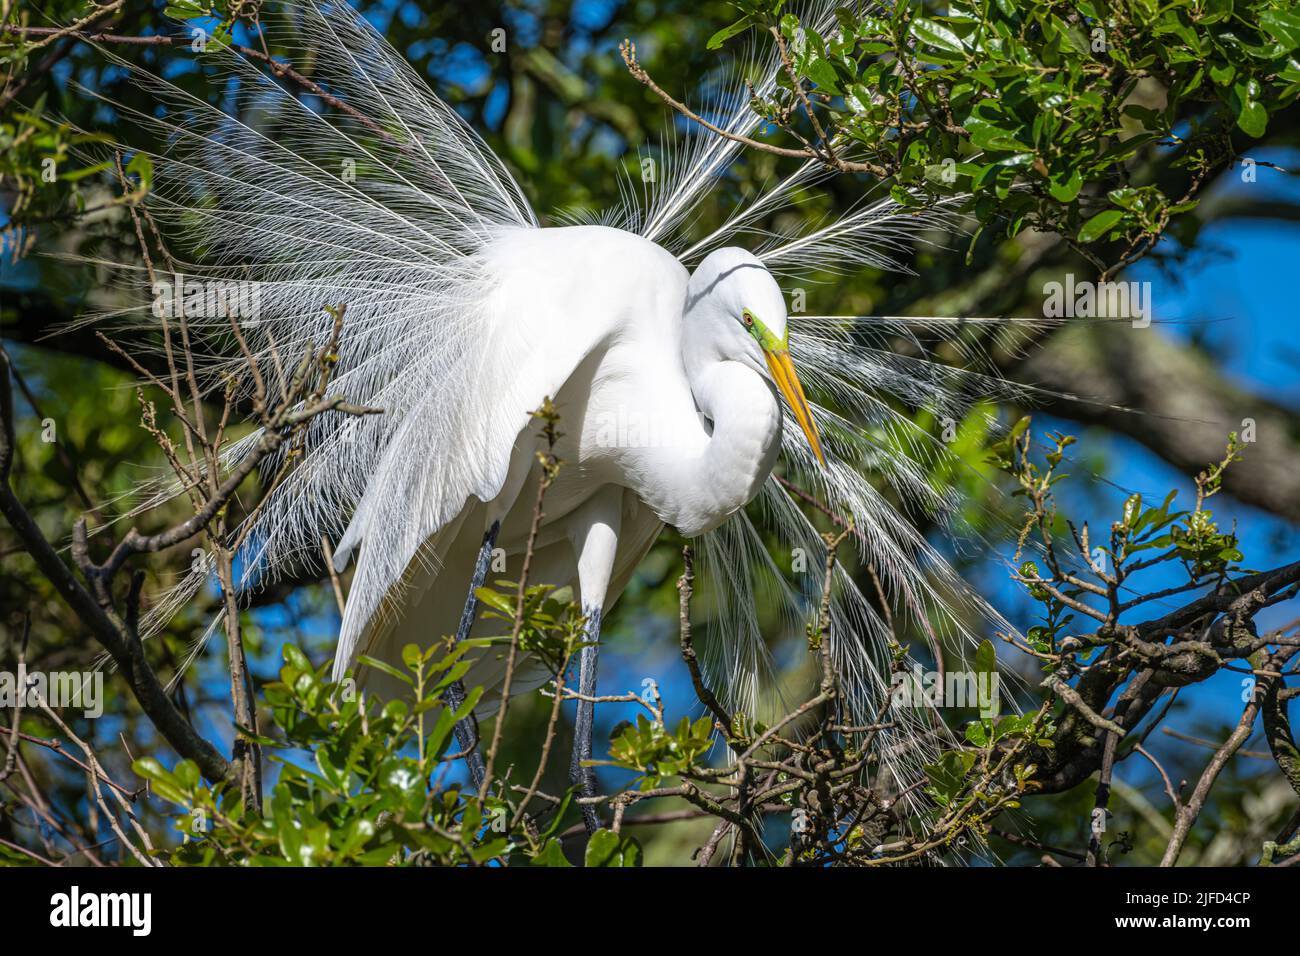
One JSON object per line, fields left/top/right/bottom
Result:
{"left": 705, "top": 0, "right": 1299, "bottom": 268}
{"left": 602, "top": 713, "right": 716, "bottom": 789}
{"left": 133, "top": 640, "right": 601, "bottom": 866}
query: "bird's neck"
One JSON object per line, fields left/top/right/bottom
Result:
{"left": 676, "top": 360, "right": 782, "bottom": 535}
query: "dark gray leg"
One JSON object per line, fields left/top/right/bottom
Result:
{"left": 570, "top": 604, "right": 602, "bottom": 833}
{"left": 443, "top": 520, "right": 499, "bottom": 790}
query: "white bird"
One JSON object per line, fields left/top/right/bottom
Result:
{"left": 332, "top": 230, "right": 830, "bottom": 817}
{"left": 93, "top": 1, "right": 1028, "bottom": 829}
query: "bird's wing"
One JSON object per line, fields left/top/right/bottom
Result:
{"left": 329, "top": 226, "right": 685, "bottom": 675}
{"left": 77, "top": 2, "right": 632, "bottom": 669}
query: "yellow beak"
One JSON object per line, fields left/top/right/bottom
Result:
{"left": 763, "top": 348, "right": 826, "bottom": 467}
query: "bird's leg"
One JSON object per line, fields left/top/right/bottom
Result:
{"left": 570, "top": 604, "right": 602, "bottom": 834}
{"left": 443, "top": 519, "right": 500, "bottom": 791}
{"left": 566, "top": 486, "right": 622, "bottom": 835}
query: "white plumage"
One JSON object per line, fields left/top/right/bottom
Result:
{"left": 90, "top": 1, "right": 1037, "bottom": 795}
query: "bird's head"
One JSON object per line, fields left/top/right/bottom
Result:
{"left": 685, "top": 247, "right": 825, "bottom": 466}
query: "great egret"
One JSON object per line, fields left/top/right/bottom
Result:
{"left": 333, "top": 234, "right": 828, "bottom": 819}
{"left": 96, "top": 1, "right": 1025, "bottom": 829}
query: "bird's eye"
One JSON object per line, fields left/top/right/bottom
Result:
{"left": 742, "top": 311, "right": 754, "bottom": 327}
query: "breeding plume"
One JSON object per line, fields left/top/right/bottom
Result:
{"left": 96, "top": 1, "right": 1028, "bottom": 828}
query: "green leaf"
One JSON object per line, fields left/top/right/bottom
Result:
{"left": 966, "top": 117, "right": 1029, "bottom": 153}
{"left": 132, "top": 757, "right": 191, "bottom": 806}
{"left": 531, "top": 838, "right": 573, "bottom": 867}
{"left": 975, "top": 639, "right": 997, "bottom": 680}
{"left": 584, "top": 828, "right": 642, "bottom": 867}
{"left": 133, "top": 756, "right": 170, "bottom": 782}
{"left": 356, "top": 655, "right": 414, "bottom": 686}
{"left": 1235, "top": 96, "right": 1268, "bottom": 137}
{"left": 473, "top": 586, "right": 517, "bottom": 615}
{"left": 126, "top": 152, "right": 154, "bottom": 192}
{"left": 1047, "top": 167, "right": 1082, "bottom": 202}
{"left": 707, "top": 16, "right": 755, "bottom": 50}
{"left": 59, "top": 160, "right": 112, "bottom": 183}
{"left": 911, "top": 17, "right": 965, "bottom": 54}
{"left": 163, "top": 0, "right": 208, "bottom": 19}
{"left": 924, "top": 750, "right": 976, "bottom": 807}
{"left": 282, "top": 644, "right": 311, "bottom": 671}
{"left": 173, "top": 760, "right": 201, "bottom": 789}
{"left": 889, "top": 184, "right": 920, "bottom": 207}
{"left": 1208, "top": 61, "right": 1236, "bottom": 87}
{"left": 1260, "top": 10, "right": 1300, "bottom": 50}
{"left": 1078, "top": 209, "right": 1124, "bottom": 243}
{"left": 803, "top": 56, "right": 842, "bottom": 95}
